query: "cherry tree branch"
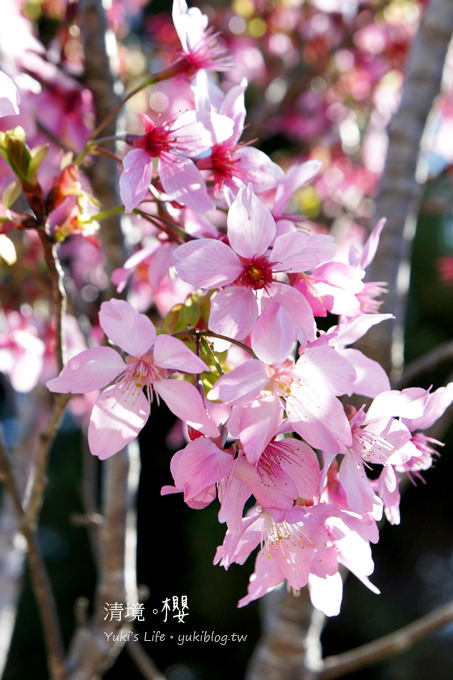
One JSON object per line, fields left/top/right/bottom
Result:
{"left": 312, "top": 600, "right": 453, "bottom": 680}
{"left": 24, "top": 393, "right": 71, "bottom": 528}
{"left": 0, "top": 388, "right": 70, "bottom": 676}
{"left": 396, "top": 341, "right": 453, "bottom": 388}
{"left": 77, "top": 0, "right": 126, "bottom": 280}
{"left": 36, "top": 226, "right": 67, "bottom": 372}
{"left": 0, "top": 438, "right": 66, "bottom": 680}
{"left": 64, "top": 3, "right": 153, "bottom": 677}
{"left": 359, "top": 0, "right": 453, "bottom": 379}
{"left": 245, "top": 588, "right": 324, "bottom": 680}
{"left": 127, "top": 639, "right": 168, "bottom": 680}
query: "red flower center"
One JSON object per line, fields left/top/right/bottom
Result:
{"left": 210, "top": 144, "right": 237, "bottom": 186}
{"left": 237, "top": 256, "right": 273, "bottom": 290}
{"left": 134, "top": 125, "right": 172, "bottom": 157}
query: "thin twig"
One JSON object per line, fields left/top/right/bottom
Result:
{"left": 0, "top": 439, "right": 66, "bottom": 680}
{"left": 24, "top": 393, "right": 71, "bottom": 529}
{"left": 396, "top": 341, "right": 453, "bottom": 388}
{"left": 76, "top": 59, "right": 189, "bottom": 164}
{"left": 36, "top": 227, "right": 67, "bottom": 371}
{"left": 127, "top": 639, "right": 167, "bottom": 680}
{"left": 313, "top": 600, "right": 453, "bottom": 680}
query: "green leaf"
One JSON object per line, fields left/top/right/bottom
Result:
{"left": 27, "top": 144, "right": 49, "bottom": 183}
{"left": 2, "top": 181, "right": 22, "bottom": 210}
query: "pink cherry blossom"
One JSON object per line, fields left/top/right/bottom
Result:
{"left": 172, "top": 0, "right": 231, "bottom": 73}
{"left": 119, "top": 110, "right": 233, "bottom": 214}
{"left": 174, "top": 184, "right": 334, "bottom": 342}
{"left": 218, "top": 438, "right": 321, "bottom": 532}
{"left": 376, "top": 383, "right": 453, "bottom": 524}
{"left": 192, "top": 71, "right": 284, "bottom": 202}
{"left": 46, "top": 299, "right": 216, "bottom": 459}
{"left": 208, "top": 343, "right": 355, "bottom": 459}
{"left": 295, "top": 218, "right": 387, "bottom": 318}
{"left": 215, "top": 502, "right": 379, "bottom": 615}
{"left": 161, "top": 437, "right": 233, "bottom": 509}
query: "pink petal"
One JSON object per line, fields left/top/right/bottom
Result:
{"left": 155, "top": 379, "right": 218, "bottom": 436}
{"left": 99, "top": 299, "right": 156, "bottom": 357}
{"left": 192, "top": 70, "right": 224, "bottom": 112}
{"left": 227, "top": 185, "right": 276, "bottom": 258}
{"left": 154, "top": 334, "right": 208, "bottom": 373}
{"left": 159, "top": 154, "right": 213, "bottom": 213}
{"left": 169, "top": 438, "right": 234, "bottom": 502}
{"left": 360, "top": 218, "right": 386, "bottom": 268}
{"left": 209, "top": 286, "right": 258, "bottom": 339}
{"left": 339, "top": 453, "right": 383, "bottom": 518}
{"left": 218, "top": 473, "right": 252, "bottom": 533}
{"left": 88, "top": 383, "right": 150, "bottom": 459}
{"left": 288, "top": 392, "right": 352, "bottom": 452}
{"left": 340, "top": 348, "right": 390, "bottom": 398}
{"left": 251, "top": 303, "right": 295, "bottom": 365}
{"left": 174, "top": 239, "right": 242, "bottom": 289}
{"left": 366, "top": 387, "right": 428, "bottom": 422}
{"left": 208, "top": 359, "right": 268, "bottom": 406}
{"left": 334, "top": 313, "right": 393, "bottom": 347}
{"left": 295, "top": 345, "right": 357, "bottom": 397}
{"left": 238, "top": 552, "right": 286, "bottom": 607}
{"left": 271, "top": 232, "right": 336, "bottom": 273}
{"left": 235, "top": 147, "right": 285, "bottom": 193}
{"left": 172, "top": 0, "right": 207, "bottom": 52}
{"left": 228, "top": 396, "right": 283, "bottom": 465}
{"left": 187, "top": 110, "right": 235, "bottom": 146}
{"left": 170, "top": 110, "right": 214, "bottom": 151}
{"left": 329, "top": 515, "right": 381, "bottom": 592}
{"left": 272, "top": 160, "right": 322, "bottom": 216}
{"left": 220, "top": 77, "right": 247, "bottom": 142}
{"left": 268, "top": 284, "right": 316, "bottom": 345}
{"left": 9, "top": 331, "right": 44, "bottom": 392}
{"left": 119, "top": 149, "right": 152, "bottom": 213}
{"left": 215, "top": 511, "right": 263, "bottom": 569}
{"left": 407, "top": 383, "right": 453, "bottom": 431}
{"left": 234, "top": 454, "right": 294, "bottom": 509}
{"left": 276, "top": 439, "right": 320, "bottom": 498}
{"left": 147, "top": 242, "right": 175, "bottom": 289}
{"left": 46, "top": 347, "right": 124, "bottom": 394}
{"left": 309, "top": 572, "right": 343, "bottom": 617}
{"left": 0, "top": 71, "right": 20, "bottom": 117}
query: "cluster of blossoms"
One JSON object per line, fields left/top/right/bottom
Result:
{"left": 1, "top": 0, "right": 452, "bottom": 617}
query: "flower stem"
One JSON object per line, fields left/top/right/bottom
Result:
{"left": 75, "top": 59, "right": 188, "bottom": 167}
{"left": 173, "top": 328, "right": 258, "bottom": 360}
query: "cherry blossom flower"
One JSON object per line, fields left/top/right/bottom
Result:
{"left": 46, "top": 299, "right": 216, "bottom": 459}
{"left": 174, "top": 184, "right": 335, "bottom": 343}
{"left": 295, "top": 218, "right": 387, "bottom": 318}
{"left": 308, "top": 313, "right": 393, "bottom": 398}
{"left": 218, "top": 438, "right": 321, "bottom": 532}
{"left": 192, "top": 71, "right": 284, "bottom": 202}
{"left": 119, "top": 110, "right": 232, "bottom": 214}
{"left": 208, "top": 342, "right": 355, "bottom": 462}
{"left": 376, "top": 383, "right": 453, "bottom": 524}
{"left": 161, "top": 437, "right": 233, "bottom": 509}
{"left": 215, "top": 503, "right": 379, "bottom": 615}
{"left": 172, "top": 0, "right": 231, "bottom": 73}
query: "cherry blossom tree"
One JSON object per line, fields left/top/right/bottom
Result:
{"left": 0, "top": 1, "right": 453, "bottom": 679}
